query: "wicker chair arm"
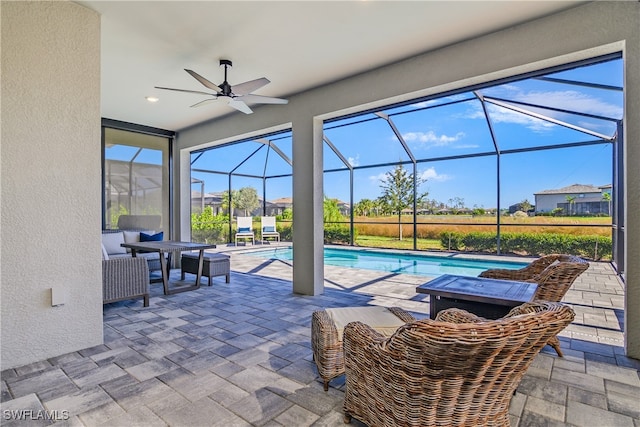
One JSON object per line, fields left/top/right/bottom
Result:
{"left": 479, "top": 269, "right": 534, "bottom": 281}
{"left": 435, "top": 308, "right": 487, "bottom": 323}
{"left": 102, "top": 257, "right": 149, "bottom": 305}
{"left": 479, "top": 254, "right": 567, "bottom": 282}
{"left": 387, "top": 306, "right": 418, "bottom": 323}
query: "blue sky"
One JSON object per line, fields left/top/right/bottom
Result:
{"left": 110, "top": 57, "right": 623, "bottom": 210}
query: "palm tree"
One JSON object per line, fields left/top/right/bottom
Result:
{"left": 602, "top": 192, "right": 612, "bottom": 216}
{"left": 565, "top": 195, "right": 576, "bottom": 216}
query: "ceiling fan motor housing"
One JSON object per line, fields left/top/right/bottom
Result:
{"left": 219, "top": 59, "right": 233, "bottom": 96}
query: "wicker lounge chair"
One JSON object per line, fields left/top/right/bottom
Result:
{"left": 343, "top": 301, "right": 575, "bottom": 427}
{"left": 234, "top": 216, "right": 255, "bottom": 245}
{"left": 102, "top": 256, "right": 150, "bottom": 307}
{"left": 312, "top": 306, "right": 416, "bottom": 391}
{"left": 481, "top": 254, "right": 589, "bottom": 356}
{"left": 479, "top": 253, "right": 579, "bottom": 282}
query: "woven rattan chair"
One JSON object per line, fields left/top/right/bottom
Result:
{"left": 481, "top": 254, "right": 588, "bottom": 356}
{"left": 103, "top": 257, "right": 150, "bottom": 307}
{"left": 312, "top": 306, "right": 416, "bottom": 391}
{"left": 479, "top": 254, "right": 573, "bottom": 281}
{"left": 343, "top": 301, "right": 575, "bottom": 427}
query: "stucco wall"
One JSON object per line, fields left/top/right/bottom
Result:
{"left": 176, "top": 2, "right": 640, "bottom": 357}
{"left": 1, "top": 2, "right": 103, "bottom": 370}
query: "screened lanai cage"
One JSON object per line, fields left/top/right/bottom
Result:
{"left": 190, "top": 53, "right": 624, "bottom": 269}
{"left": 190, "top": 132, "right": 293, "bottom": 244}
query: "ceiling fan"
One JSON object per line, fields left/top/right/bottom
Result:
{"left": 155, "top": 59, "right": 288, "bottom": 114}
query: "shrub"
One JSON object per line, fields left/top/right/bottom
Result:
{"left": 439, "top": 230, "right": 611, "bottom": 260}
{"left": 462, "top": 232, "right": 496, "bottom": 252}
{"left": 325, "top": 224, "right": 355, "bottom": 244}
{"left": 440, "top": 231, "right": 465, "bottom": 250}
{"left": 191, "top": 208, "right": 229, "bottom": 243}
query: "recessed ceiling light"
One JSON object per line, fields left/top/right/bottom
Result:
{"left": 146, "top": 96, "right": 159, "bottom": 103}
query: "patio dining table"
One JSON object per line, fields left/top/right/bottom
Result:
{"left": 121, "top": 241, "right": 217, "bottom": 295}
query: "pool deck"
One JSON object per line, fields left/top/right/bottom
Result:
{"left": 1, "top": 243, "right": 638, "bottom": 426}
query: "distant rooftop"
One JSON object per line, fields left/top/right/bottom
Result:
{"left": 534, "top": 183, "right": 609, "bottom": 195}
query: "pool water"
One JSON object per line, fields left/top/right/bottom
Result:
{"left": 243, "top": 247, "right": 528, "bottom": 278}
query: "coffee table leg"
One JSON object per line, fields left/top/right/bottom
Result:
{"left": 430, "top": 294, "right": 438, "bottom": 319}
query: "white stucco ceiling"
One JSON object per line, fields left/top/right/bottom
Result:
{"left": 77, "top": 1, "right": 587, "bottom": 131}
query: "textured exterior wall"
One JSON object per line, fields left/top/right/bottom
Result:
{"left": 177, "top": 2, "right": 640, "bottom": 357}
{"left": 1, "top": 2, "right": 102, "bottom": 369}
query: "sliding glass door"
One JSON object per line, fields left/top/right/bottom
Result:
{"left": 102, "top": 124, "right": 173, "bottom": 236}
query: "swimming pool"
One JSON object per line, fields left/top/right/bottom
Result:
{"left": 243, "top": 247, "right": 528, "bottom": 278}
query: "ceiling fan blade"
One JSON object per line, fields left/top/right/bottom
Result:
{"left": 155, "top": 86, "right": 213, "bottom": 96}
{"left": 185, "top": 69, "right": 223, "bottom": 92}
{"left": 232, "top": 77, "right": 270, "bottom": 96}
{"left": 190, "top": 99, "right": 217, "bottom": 108}
{"left": 227, "top": 99, "right": 253, "bottom": 114}
{"left": 239, "top": 94, "right": 289, "bottom": 105}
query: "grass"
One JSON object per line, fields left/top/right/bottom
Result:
{"left": 355, "top": 235, "right": 442, "bottom": 250}
{"left": 352, "top": 215, "right": 611, "bottom": 239}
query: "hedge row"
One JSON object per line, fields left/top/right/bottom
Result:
{"left": 440, "top": 231, "right": 612, "bottom": 260}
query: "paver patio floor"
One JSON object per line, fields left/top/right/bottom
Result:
{"left": 2, "top": 246, "right": 639, "bottom": 426}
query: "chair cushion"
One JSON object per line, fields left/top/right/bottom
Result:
{"left": 140, "top": 231, "right": 163, "bottom": 242}
{"left": 101, "top": 243, "right": 109, "bottom": 260}
{"left": 238, "top": 227, "right": 251, "bottom": 233}
{"left": 326, "top": 306, "right": 406, "bottom": 341}
{"left": 102, "top": 232, "right": 127, "bottom": 255}
{"left": 263, "top": 226, "right": 275, "bottom": 232}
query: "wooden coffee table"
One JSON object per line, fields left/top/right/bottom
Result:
{"left": 416, "top": 274, "right": 537, "bottom": 319}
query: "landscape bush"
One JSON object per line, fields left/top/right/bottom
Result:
{"left": 324, "top": 224, "right": 355, "bottom": 244}
{"left": 439, "top": 231, "right": 612, "bottom": 260}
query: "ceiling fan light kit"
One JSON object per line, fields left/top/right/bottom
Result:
{"left": 155, "top": 59, "right": 288, "bottom": 114}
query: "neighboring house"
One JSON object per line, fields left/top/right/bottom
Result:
{"left": 534, "top": 184, "right": 611, "bottom": 215}
{"left": 269, "top": 197, "right": 293, "bottom": 216}
{"left": 191, "top": 192, "right": 287, "bottom": 217}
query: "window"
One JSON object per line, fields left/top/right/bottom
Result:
{"left": 102, "top": 124, "right": 173, "bottom": 235}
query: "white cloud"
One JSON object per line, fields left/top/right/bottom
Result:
{"left": 486, "top": 104, "right": 555, "bottom": 133}
{"left": 410, "top": 94, "right": 470, "bottom": 109}
{"left": 348, "top": 154, "right": 359, "bottom": 167}
{"left": 369, "top": 167, "right": 451, "bottom": 184}
{"left": 402, "top": 131, "right": 466, "bottom": 147}
{"left": 419, "top": 167, "right": 451, "bottom": 182}
{"left": 369, "top": 172, "right": 388, "bottom": 183}
{"left": 513, "top": 90, "right": 622, "bottom": 118}
{"left": 473, "top": 86, "right": 622, "bottom": 133}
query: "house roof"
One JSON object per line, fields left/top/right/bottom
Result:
{"left": 534, "top": 183, "right": 605, "bottom": 195}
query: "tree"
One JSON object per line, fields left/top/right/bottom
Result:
{"left": 379, "top": 164, "right": 428, "bottom": 240}
{"left": 565, "top": 195, "right": 576, "bottom": 216}
{"left": 235, "top": 187, "right": 259, "bottom": 216}
{"left": 323, "top": 197, "right": 344, "bottom": 222}
{"left": 602, "top": 192, "right": 611, "bottom": 216}
{"left": 355, "top": 198, "right": 375, "bottom": 216}
{"left": 220, "top": 190, "right": 238, "bottom": 215}
{"left": 520, "top": 199, "right": 532, "bottom": 213}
